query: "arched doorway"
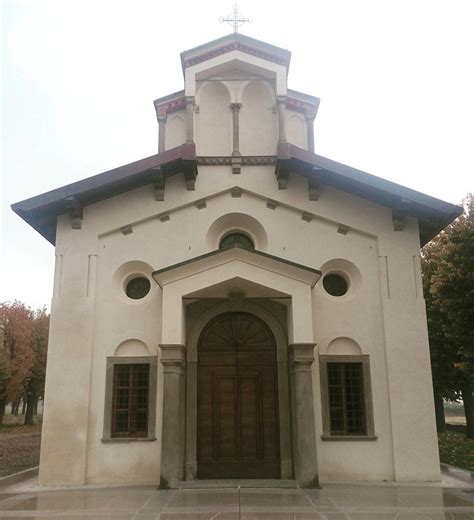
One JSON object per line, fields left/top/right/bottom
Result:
{"left": 197, "top": 312, "right": 281, "bottom": 479}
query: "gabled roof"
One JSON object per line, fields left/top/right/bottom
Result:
{"left": 276, "top": 143, "right": 463, "bottom": 245}
{"left": 152, "top": 243, "right": 321, "bottom": 288}
{"left": 11, "top": 143, "right": 462, "bottom": 247}
{"left": 11, "top": 144, "right": 197, "bottom": 244}
{"left": 180, "top": 33, "right": 291, "bottom": 72}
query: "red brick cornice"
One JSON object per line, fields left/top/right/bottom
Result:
{"left": 154, "top": 96, "right": 186, "bottom": 117}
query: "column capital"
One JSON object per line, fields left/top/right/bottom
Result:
{"left": 305, "top": 111, "right": 317, "bottom": 122}
{"left": 289, "top": 343, "right": 316, "bottom": 365}
{"left": 159, "top": 344, "right": 186, "bottom": 366}
{"left": 185, "top": 96, "right": 195, "bottom": 106}
{"left": 230, "top": 102, "right": 242, "bottom": 112}
{"left": 156, "top": 111, "right": 167, "bottom": 124}
{"left": 277, "top": 95, "right": 287, "bottom": 105}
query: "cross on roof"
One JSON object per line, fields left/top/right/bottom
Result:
{"left": 219, "top": 2, "right": 251, "bottom": 33}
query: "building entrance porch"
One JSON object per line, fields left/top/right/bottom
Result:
{"left": 153, "top": 245, "right": 321, "bottom": 489}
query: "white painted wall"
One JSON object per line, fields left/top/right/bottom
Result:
{"left": 38, "top": 42, "right": 440, "bottom": 486}
{"left": 39, "top": 161, "right": 440, "bottom": 484}
{"left": 165, "top": 112, "right": 185, "bottom": 150}
{"left": 240, "top": 80, "right": 278, "bottom": 155}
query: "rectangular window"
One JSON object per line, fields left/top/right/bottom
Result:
{"left": 320, "top": 355, "right": 376, "bottom": 440}
{"left": 102, "top": 356, "right": 157, "bottom": 442}
{"left": 112, "top": 364, "right": 149, "bottom": 437}
{"left": 327, "top": 362, "right": 366, "bottom": 435}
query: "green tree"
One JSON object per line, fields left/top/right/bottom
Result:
{"left": 422, "top": 194, "right": 474, "bottom": 437}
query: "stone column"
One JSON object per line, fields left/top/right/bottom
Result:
{"left": 305, "top": 112, "right": 316, "bottom": 153}
{"left": 159, "top": 344, "right": 186, "bottom": 489}
{"left": 289, "top": 343, "right": 319, "bottom": 488}
{"left": 230, "top": 103, "right": 242, "bottom": 155}
{"left": 230, "top": 103, "right": 242, "bottom": 174}
{"left": 277, "top": 96, "right": 287, "bottom": 143}
{"left": 185, "top": 97, "right": 195, "bottom": 143}
{"left": 157, "top": 112, "right": 167, "bottom": 153}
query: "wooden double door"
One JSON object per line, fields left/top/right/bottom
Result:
{"left": 197, "top": 312, "right": 281, "bottom": 479}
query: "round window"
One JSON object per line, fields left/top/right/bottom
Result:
{"left": 125, "top": 277, "right": 151, "bottom": 300}
{"left": 219, "top": 232, "right": 254, "bottom": 250}
{"left": 323, "top": 273, "right": 348, "bottom": 297}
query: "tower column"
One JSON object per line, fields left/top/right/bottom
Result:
{"left": 185, "top": 97, "right": 195, "bottom": 143}
{"left": 159, "top": 344, "right": 186, "bottom": 489}
{"left": 305, "top": 112, "right": 316, "bottom": 153}
{"left": 157, "top": 112, "right": 167, "bottom": 153}
{"left": 277, "top": 96, "right": 287, "bottom": 143}
{"left": 289, "top": 343, "right": 319, "bottom": 488}
{"left": 230, "top": 103, "right": 242, "bottom": 174}
{"left": 230, "top": 103, "right": 242, "bottom": 155}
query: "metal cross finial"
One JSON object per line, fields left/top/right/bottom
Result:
{"left": 219, "top": 2, "right": 251, "bottom": 33}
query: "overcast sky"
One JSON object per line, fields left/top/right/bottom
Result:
{"left": 1, "top": 0, "right": 473, "bottom": 310}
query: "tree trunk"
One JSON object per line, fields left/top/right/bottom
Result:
{"left": 33, "top": 398, "right": 38, "bottom": 417}
{"left": 12, "top": 398, "right": 20, "bottom": 416}
{"left": 21, "top": 397, "right": 27, "bottom": 415}
{"left": 0, "top": 398, "right": 5, "bottom": 425}
{"left": 434, "top": 392, "right": 446, "bottom": 433}
{"left": 23, "top": 392, "right": 36, "bottom": 426}
{"left": 462, "top": 383, "right": 474, "bottom": 438}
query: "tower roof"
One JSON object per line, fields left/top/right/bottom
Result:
{"left": 180, "top": 33, "right": 291, "bottom": 73}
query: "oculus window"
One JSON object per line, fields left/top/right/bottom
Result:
{"left": 126, "top": 277, "right": 151, "bottom": 300}
{"left": 323, "top": 273, "right": 348, "bottom": 297}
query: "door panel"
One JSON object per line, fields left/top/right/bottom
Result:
{"left": 197, "top": 312, "right": 280, "bottom": 479}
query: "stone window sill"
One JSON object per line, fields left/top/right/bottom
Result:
{"left": 321, "top": 435, "right": 377, "bottom": 442}
{"left": 101, "top": 437, "right": 157, "bottom": 443}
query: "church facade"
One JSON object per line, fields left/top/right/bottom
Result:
{"left": 13, "top": 33, "right": 462, "bottom": 488}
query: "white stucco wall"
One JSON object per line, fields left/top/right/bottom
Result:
{"left": 39, "top": 160, "right": 440, "bottom": 485}
{"left": 38, "top": 42, "right": 439, "bottom": 486}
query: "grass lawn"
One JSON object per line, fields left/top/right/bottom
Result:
{"left": 439, "top": 431, "right": 474, "bottom": 471}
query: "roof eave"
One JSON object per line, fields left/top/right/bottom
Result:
{"left": 276, "top": 143, "right": 463, "bottom": 246}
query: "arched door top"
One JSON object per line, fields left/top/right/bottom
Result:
{"left": 198, "top": 311, "right": 275, "bottom": 351}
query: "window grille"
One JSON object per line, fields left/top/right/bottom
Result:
{"left": 111, "top": 364, "right": 149, "bottom": 437}
{"left": 327, "top": 362, "right": 366, "bottom": 435}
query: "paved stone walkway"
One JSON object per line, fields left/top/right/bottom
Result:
{"left": 2, "top": 482, "right": 474, "bottom": 519}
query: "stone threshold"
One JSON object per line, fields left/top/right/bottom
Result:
{"left": 179, "top": 479, "right": 298, "bottom": 489}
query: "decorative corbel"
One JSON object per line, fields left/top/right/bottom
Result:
{"left": 231, "top": 156, "right": 242, "bottom": 175}
{"left": 308, "top": 179, "right": 321, "bottom": 201}
{"left": 121, "top": 225, "right": 133, "bottom": 236}
{"left": 231, "top": 187, "right": 242, "bottom": 198}
{"left": 184, "top": 168, "right": 196, "bottom": 191}
{"left": 228, "top": 289, "right": 245, "bottom": 311}
{"left": 65, "top": 196, "right": 83, "bottom": 229}
{"left": 152, "top": 166, "right": 165, "bottom": 201}
{"left": 337, "top": 224, "right": 349, "bottom": 235}
{"left": 392, "top": 210, "right": 406, "bottom": 231}
{"left": 275, "top": 162, "right": 289, "bottom": 189}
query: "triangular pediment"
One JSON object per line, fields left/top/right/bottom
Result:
{"left": 180, "top": 33, "right": 291, "bottom": 72}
